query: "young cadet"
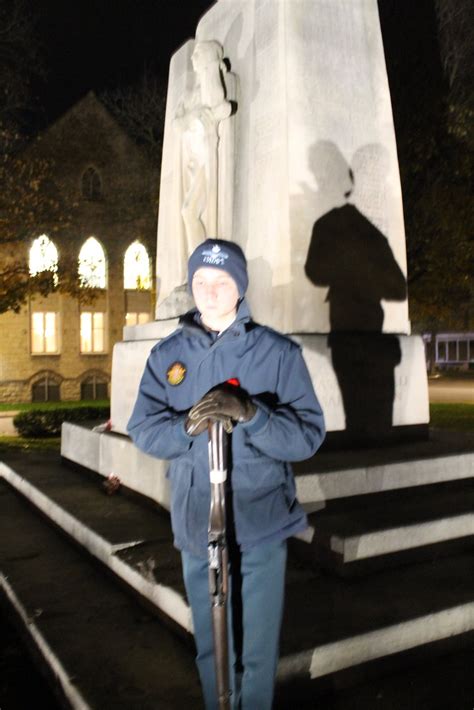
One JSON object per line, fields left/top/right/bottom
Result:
{"left": 128, "top": 239, "right": 325, "bottom": 710}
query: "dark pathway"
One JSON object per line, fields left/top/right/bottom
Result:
{"left": 0, "top": 606, "right": 61, "bottom": 710}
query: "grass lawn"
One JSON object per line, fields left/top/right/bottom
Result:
{"left": 0, "top": 400, "right": 109, "bottom": 412}
{"left": 429, "top": 403, "right": 474, "bottom": 432}
{"left": 0, "top": 436, "right": 61, "bottom": 453}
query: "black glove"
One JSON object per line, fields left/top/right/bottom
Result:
{"left": 185, "top": 410, "right": 233, "bottom": 437}
{"left": 185, "top": 385, "right": 256, "bottom": 436}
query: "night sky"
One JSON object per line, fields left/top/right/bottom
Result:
{"left": 31, "top": 1, "right": 443, "bottom": 126}
{"left": 23, "top": 0, "right": 447, "bottom": 166}
{"left": 36, "top": 0, "right": 214, "bottom": 123}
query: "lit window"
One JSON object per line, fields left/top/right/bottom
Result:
{"left": 82, "top": 166, "right": 101, "bottom": 200}
{"left": 81, "top": 375, "right": 108, "bottom": 400}
{"left": 31, "top": 312, "right": 59, "bottom": 354}
{"left": 78, "top": 237, "right": 107, "bottom": 288}
{"left": 125, "top": 312, "right": 150, "bottom": 326}
{"left": 32, "top": 374, "right": 60, "bottom": 402}
{"left": 80, "top": 312, "right": 105, "bottom": 353}
{"left": 29, "top": 235, "right": 58, "bottom": 285}
{"left": 124, "top": 241, "right": 151, "bottom": 290}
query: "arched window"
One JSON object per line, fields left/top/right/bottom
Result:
{"left": 31, "top": 372, "right": 61, "bottom": 402}
{"left": 80, "top": 372, "right": 109, "bottom": 400}
{"left": 78, "top": 237, "right": 107, "bottom": 288}
{"left": 29, "top": 235, "right": 58, "bottom": 284}
{"left": 82, "top": 166, "right": 102, "bottom": 200}
{"left": 124, "top": 241, "right": 151, "bottom": 290}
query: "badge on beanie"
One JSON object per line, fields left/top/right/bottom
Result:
{"left": 167, "top": 361, "right": 187, "bottom": 386}
{"left": 201, "top": 244, "right": 229, "bottom": 266}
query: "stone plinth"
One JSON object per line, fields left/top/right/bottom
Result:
{"left": 111, "top": 328, "right": 428, "bottom": 438}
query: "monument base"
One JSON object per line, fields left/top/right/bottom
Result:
{"left": 110, "top": 321, "right": 429, "bottom": 442}
{"left": 324, "top": 424, "right": 429, "bottom": 450}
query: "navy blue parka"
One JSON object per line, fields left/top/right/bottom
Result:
{"left": 127, "top": 299, "right": 325, "bottom": 558}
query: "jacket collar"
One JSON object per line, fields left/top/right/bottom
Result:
{"left": 179, "top": 298, "right": 252, "bottom": 341}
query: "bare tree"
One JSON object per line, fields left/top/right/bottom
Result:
{"left": 0, "top": 0, "right": 45, "bottom": 130}
{"left": 435, "top": 0, "right": 474, "bottom": 94}
{"left": 0, "top": 0, "right": 89, "bottom": 313}
{"left": 100, "top": 69, "right": 167, "bottom": 165}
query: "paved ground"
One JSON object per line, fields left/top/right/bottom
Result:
{"left": 428, "top": 378, "right": 474, "bottom": 404}
{"left": 0, "top": 412, "right": 19, "bottom": 436}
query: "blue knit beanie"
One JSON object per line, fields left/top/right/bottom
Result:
{"left": 188, "top": 239, "right": 248, "bottom": 297}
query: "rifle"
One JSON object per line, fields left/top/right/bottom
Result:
{"left": 207, "top": 419, "right": 231, "bottom": 710}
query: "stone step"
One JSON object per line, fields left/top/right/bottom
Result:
{"left": 61, "top": 423, "right": 474, "bottom": 512}
{"left": 294, "top": 431, "right": 474, "bottom": 509}
{"left": 0, "top": 452, "right": 192, "bottom": 634}
{"left": 294, "top": 479, "right": 474, "bottom": 575}
{"left": 1, "top": 450, "right": 474, "bottom": 690}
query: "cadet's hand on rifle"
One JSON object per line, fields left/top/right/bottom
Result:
{"left": 185, "top": 410, "right": 233, "bottom": 436}
{"left": 185, "top": 385, "right": 257, "bottom": 436}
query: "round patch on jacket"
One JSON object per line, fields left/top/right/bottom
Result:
{"left": 167, "top": 361, "right": 186, "bottom": 386}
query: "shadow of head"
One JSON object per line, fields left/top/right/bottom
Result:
{"left": 307, "top": 141, "right": 353, "bottom": 201}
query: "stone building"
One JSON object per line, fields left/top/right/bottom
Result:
{"left": 0, "top": 92, "right": 157, "bottom": 403}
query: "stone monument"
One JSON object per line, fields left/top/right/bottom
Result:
{"left": 94, "top": 0, "right": 429, "bottom": 450}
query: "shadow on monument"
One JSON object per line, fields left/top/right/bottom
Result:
{"left": 305, "top": 142, "right": 407, "bottom": 446}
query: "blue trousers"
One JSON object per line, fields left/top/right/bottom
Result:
{"left": 181, "top": 540, "right": 287, "bottom": 710}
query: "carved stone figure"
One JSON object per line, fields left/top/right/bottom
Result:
{"left": 174, "top": 40, "right": 233, "bottom": 254}
{"left": 155, "top": 40, "right": 236, "bottom": 319}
